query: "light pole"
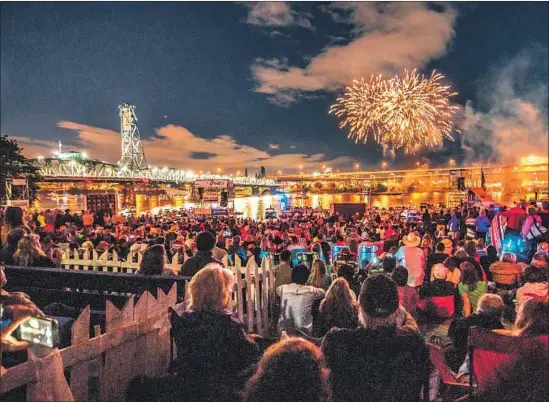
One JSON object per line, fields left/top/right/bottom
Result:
{"left": 299, "top": 165, "right": 304, "bottom": 208}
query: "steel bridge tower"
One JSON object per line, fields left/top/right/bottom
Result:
{"left": 118, "top": 103, "right": 148, "bottom": 171}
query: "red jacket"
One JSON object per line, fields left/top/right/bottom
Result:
{"left": 499, "top": 207, "right": 526, "bottom": 231}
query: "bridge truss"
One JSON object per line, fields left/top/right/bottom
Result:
{"left": 35, "top": 157, "right": 277, "bottom": 187}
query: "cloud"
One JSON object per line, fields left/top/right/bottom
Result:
{"left": 12, "top": 122, "right": 355, "bottom": 173}
{"left": 251, "top": 2, "right": 457, "bottom": 105}
{"left": 245, "top": 2, "right": 313, "bottom": 29}
{"left": 459, "top": 47, "right": 549, "bottom": 164}
{"left": 268, "top": 143, "right": 280, "bottom": 150}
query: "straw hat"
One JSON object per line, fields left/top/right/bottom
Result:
{"left": 402, "top": 232, "right": 421, "bottom": 247}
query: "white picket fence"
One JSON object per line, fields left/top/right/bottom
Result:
{"left": 60, "top": 249, "right": 278, "bottom": 336}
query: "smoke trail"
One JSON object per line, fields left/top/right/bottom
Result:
{"left": 459, "top": 47, "right": 548, "bottom": 164}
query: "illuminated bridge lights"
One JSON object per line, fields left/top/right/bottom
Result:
{"left": 34, "top": 157, "right": 277, "bottom": 187}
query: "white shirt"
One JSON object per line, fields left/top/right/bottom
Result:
{"left": 395, "top": 246, "right": 426, "bottom": 287}
{"left": 276, "top": 283, "right": 325, "bottom": 335}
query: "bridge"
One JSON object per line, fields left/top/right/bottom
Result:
{"left": 33, "top": 103, "right": 277, "bottom": 188}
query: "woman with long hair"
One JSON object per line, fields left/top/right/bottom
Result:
{"left": 1, "top": 206, "right": 31, "bottom": 247}
{"left": 317, "top": 277, "right": 359, "bottom": 337}
{"left": 13, "top": 235, "right": 55, "bottom": 268}
{"left": 259, "top": 237, "right": 271, "bottom": 262}
{"left": 458, "top": 262, "right": 487, "bottom": 317}
{"left": 307, "top": 259, "right": 332, "bottom": 291}
{"left": 137, "top": 244, "right": 175, "bottom": 276}
{"left": 244, "top": 338, "right": 331, "bottom": 402}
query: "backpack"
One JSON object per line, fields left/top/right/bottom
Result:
{"left": 526, "top": 218, "right": 548, "bottom": 241}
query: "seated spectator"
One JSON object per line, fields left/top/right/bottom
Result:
{"left": 419, "top": 264, "right": 455, "bottom": 298}
{"left": 337, "top": 263, "right": 361, "bottom": 297}
{"left": 442, "top": 256, "right": 461, "bottom": 286}
{"left": 447, "top": 294, "right": 505, "bottom": 371}
{"left": 0, "top": 228, "right": 27, "bottom": 265}
{"left": 515, "top": 299, "right": 549, "bottom": 336}
{"left": 478, "top": 346, "right": 549, "bottom": 402}
{"left": 136, "top": 245, "right": 175, "bottom": 276}
{"left": 321, "top": 274, "right": 430, "bottom": 402}
{"left": 170, "top": 264, "right": 259, "bottom": 399}
{"left": 307, "top": 259, "right": 332, "bottom": 291}
{"left": 531, "top": 252, "right": 548, "bottom": 269}
{"left": 490, "top": 252, "right": 522, "bottom": 289}
{"left": 180, "top": 231, "right": 220, "bottom": 277}
{"left": 13, "top": 236, "right": 55, "bottom": 268}
{"left": 454, "top": 249, "right": 486, "bottom": 282}
{"left": 243, "top": 338, "right": 331, "bottom": 402}
{"left": 480, "top": 245, "right": 498, "bottom": 281}
{"left": 392, "top": 266, "right": 419, "bottom": 319}
{"left": 516, "top": 265, "right": 549, "bottom": 310}
{"left": 274, "top": 250, "right": 292, "bottom": 289}
{"left": 426, "top": 242, "right": 450, "bottom": 281}
{"left": 459, "top": 262, "right": 488, "bottom": 317}
{"left": 277, "top": 264, "right": 325, "bottom": 336}
{"left": 316, "top": 278, "right": 359, "bottom": 337}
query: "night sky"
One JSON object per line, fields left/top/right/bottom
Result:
{"left": 1, "top": 2, "right": 548, "bottom": 173}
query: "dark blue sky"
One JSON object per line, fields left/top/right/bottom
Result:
{"left": 1, "top": 2, "right": 548, "bottom": 170}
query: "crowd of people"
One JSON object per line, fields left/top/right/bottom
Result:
{"left": 1, "top": 200, "right": 549, "bottom": 401}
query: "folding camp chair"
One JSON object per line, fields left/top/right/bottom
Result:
{"left": 468, "top": 327, "right": 549, "bottom": 400}
{"left": 427, "top": 343, "right": 468, "bottom": 401}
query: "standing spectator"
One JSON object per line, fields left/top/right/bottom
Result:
{"left": 539, "top": 201, "right": 549, "bottom": 229}
{"left": 321, "top": 274, "right": 430, "bottom": 402}
{"left": 316, "top": 277, "right": 359, "bottom": 337}
{"left": 277, "top": 264, "right": 325, "bottom": 336}
{"left": 82, "top": 210, "right": 94, "bottom": 228}
{"left": 274, "top": 250, "right": 292, "bottom": 290}
{"left": 180, "top": 231, "right": 220, "bottom": 277}
{"left": 480, "top": 245, "right": 498, "bottom": 282}
{"left": 500, "top": 203, "right": 527, "bottom": 237}
{"left": 475, "top": 210, "right": 491, "bottom": 240}
{"left": 447, "top": 210, "right": 461, "bottom": 240}
{"left": 243, "top": 338, "right": 331, "bottom": 402}
{"left": 522, "top": 206, "right": 545, "bottom": 261}
{"left": 394, "top": 232, "right": 426, "bottom": 287}
{"left": 458, "top": 262, "right": 487, "bottom": 317}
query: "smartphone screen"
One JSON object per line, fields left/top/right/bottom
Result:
{"left": 16, "top": 316, "right": 59, "bottom": 348}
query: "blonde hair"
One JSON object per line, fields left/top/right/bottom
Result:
{"left": 308, "top": 259, "right": 327, "bottom": 289}
{"left": 325, "top": 277, "right": 356, "bottom": 306}
{"left": 14, "top": 236, "right": 46, "bottom": 266}
{"left": 188, "top": 264, "right": 234, "bottom": 312}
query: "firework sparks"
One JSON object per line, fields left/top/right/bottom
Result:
{"left": 330, "top": 69, "right": 459, "bottom": 152}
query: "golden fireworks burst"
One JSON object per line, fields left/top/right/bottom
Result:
{"left": 329, "top": 69, "right": 459, "bottom": 152}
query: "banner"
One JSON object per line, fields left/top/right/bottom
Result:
{"left": 234, "top": 187, "right": 252, "bottom": 197}
{"left": 194, "top": 180, "right": 229, "bottom": 189}
{"left": 193, "top": 208, "right": 211, "bottom": 215}
{"left": 202, "top": 193, "right": 219, "bottom": 202}
{"left": 212, "top": 208, "right": 229, "bottom": 216}
{"left": 12, "top": 178, "right": 27, "bottom": 186}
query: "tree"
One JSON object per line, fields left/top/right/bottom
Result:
{"left": 0, "top": 135, "right": 41, "bottom": 205}
{"left": 244, "top": 168, "right": 248, "bottom": 177}
{"left": 260, "top": 166, "right": 266, "bottom": 178}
